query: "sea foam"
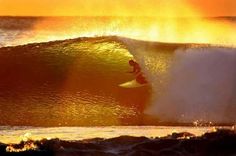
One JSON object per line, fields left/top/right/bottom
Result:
{"left": 122, "top": 37, "right": 236, "bottom": 123}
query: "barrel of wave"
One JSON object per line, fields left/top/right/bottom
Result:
{"left": 57, "top": 37, "right": 151, "bottom": 126}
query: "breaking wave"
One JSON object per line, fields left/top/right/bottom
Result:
{"left": 121, "top": 37, "right": 236, "bottom": 123}
{"left": 0, "top": 35, "right": 235, "bottom": 125}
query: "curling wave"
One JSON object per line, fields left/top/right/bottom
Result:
{"left": 121, "top": 37, "right": 236, "bottom": 123}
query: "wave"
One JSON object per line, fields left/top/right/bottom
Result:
{"left": 0, "top": 36, "right": 235, "bottom": 125}
{"left": 120, "top": 37, "right": 236, "bottom": 123}
{"left": 0, "top": 36, "right": 150, "bottom": 126}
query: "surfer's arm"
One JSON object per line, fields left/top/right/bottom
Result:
{"left": 127, "top": 64, "right": 141, "bottom": 73}
{"left": 127, "top": 67, "right": 136, "bottom": 73}
{"left": 135, "top": 68, "right": 141, "bottom": 74}
{"left": 127, "top": 68, "right": 141, "bottom": 74}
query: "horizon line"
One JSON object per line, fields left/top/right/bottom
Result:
{"left": 0, "top": 15, "right": 236, "bottom": 18}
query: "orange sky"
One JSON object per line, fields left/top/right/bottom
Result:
{"left": 0, "top": 0, "right": 235, "bottom": 17}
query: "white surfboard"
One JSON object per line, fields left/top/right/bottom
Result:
{"left": 119, "top": 79, "right": 147, "bottom": 88}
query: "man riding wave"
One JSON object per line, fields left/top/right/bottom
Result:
{"left": 128, "top": 60, "right": 147, "bottom": 84}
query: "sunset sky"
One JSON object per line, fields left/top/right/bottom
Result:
{"left": 0, "top": 0, "right": 235, "bottom": 17}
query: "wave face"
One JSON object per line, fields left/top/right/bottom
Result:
{"left": 122, "top": 38, "right": 236, "bottom": 123}
{"left": 0, "top": 37, "right": 150, "bottom": 126}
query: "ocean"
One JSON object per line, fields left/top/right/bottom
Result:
{"left": 0, "top": 126, "right": 220, "bottom": 144}
{"left": 0, "top": 17, "right": 236, "bottom": 152}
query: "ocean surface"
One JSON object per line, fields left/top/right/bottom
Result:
{"left": 0, "top": 126, "right": 223, "bottom": 144}
{"left": 0, "top": 17, "right": 236, "bottom": 145}
{"left": 1, "top": 16, "right": 236, "bottom": 48}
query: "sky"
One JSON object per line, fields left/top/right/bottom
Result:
{"left": 0, "top": 0, "right": 235, "bottom": 17}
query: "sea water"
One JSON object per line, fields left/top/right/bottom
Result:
{"left": 0, "top": 17, "right": 235, "bottom": 144}
{"left": 0, "top": 126, "right": 223, "bottom": 144}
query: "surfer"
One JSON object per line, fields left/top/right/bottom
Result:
{"left": 128, "top": 60, "right": 141, "bottom": 74}
{"left": 128, "top": 60, "right": 147, "bottom": 84}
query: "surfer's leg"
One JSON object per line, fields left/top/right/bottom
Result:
{"left": 136, "top": 74, "right": 147, "bottom": 84}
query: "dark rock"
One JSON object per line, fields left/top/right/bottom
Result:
{"left": 133, "top": 139, "right": 179, "bottom": 151}
{"left": 0, "top": 142, "right": 7, "bottom": 154}
{"left": 167, "top": 132, "right": 195, "bottom": 139}
{"left": 157, "top": 149, "right": 182, "bottom": 156}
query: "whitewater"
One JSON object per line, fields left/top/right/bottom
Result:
{"left": 121, "top": 38, "right": 236, "bottom": 123}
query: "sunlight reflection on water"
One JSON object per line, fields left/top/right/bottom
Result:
{"left": 0, "top": 126, "right": 223, "bottom": 144}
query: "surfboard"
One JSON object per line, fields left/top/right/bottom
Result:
{"left": 119, "top": 79, "right": 147, "bottom": 88}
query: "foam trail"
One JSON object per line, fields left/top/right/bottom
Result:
{"left": 121, "top": 38, "right": 236, "bottom": 123}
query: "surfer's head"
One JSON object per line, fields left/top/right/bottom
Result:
{"left": 129, "top": 60, "right": 136, "bottom": 66}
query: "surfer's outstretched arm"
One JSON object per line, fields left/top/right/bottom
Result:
{"left": 127, "top": 68, "right": 136, "bottom": 73}
{"left": 127, "top": 66, "right": 141, "bottom": 74}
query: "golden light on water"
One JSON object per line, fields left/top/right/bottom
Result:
{"left": 1, "top": 126, "right": 229, "bottom": 144}
{"left": 1, "top": 0, "right": 235, "bottom": 46}
{"left": 11, "top": 16, "right": 235, "bottom": 47}
{"left": 0, "top": 0, "right": 236, "bottom": 147}
{"left": 6, "top": 143, "right": 38, "bottom": 152}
